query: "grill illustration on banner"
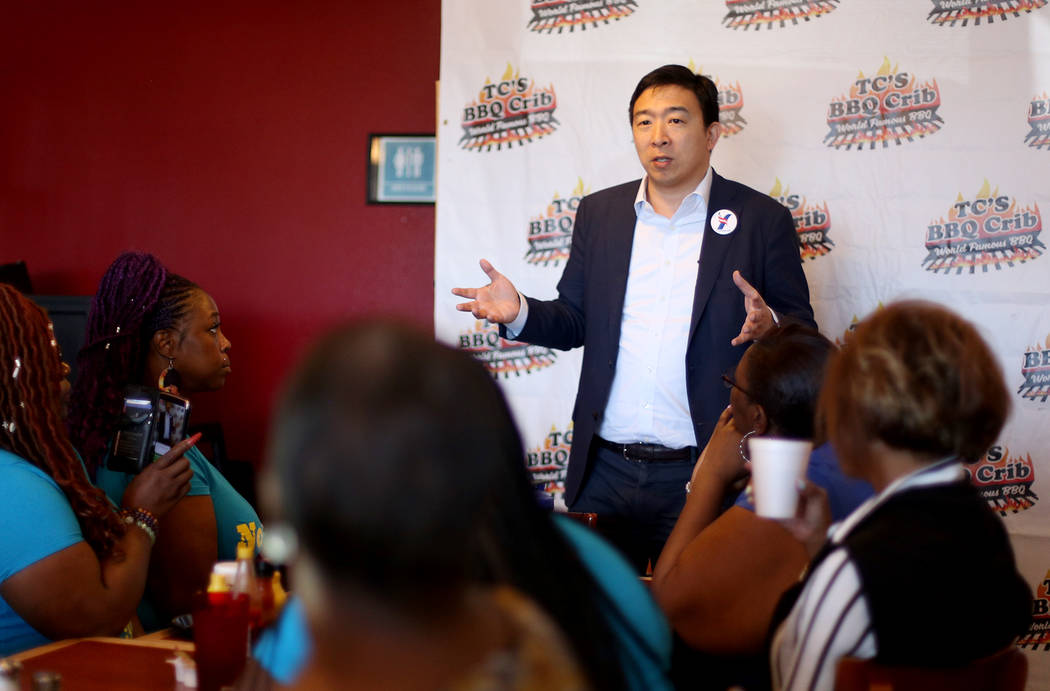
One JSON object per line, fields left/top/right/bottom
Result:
{"left": 527, "top": 423, "right": 573, "bottom": 502}
{"left": 825, "top": 57, "right": 943, "bottom": 150}
{"left": 459, "top": 64, "right": 559, "bottom": 152}
{"left": 1027, "top": 92, "right": 1050, "bottom": 150}
{"left": 527, "top": 0, "right": 638, "bottom": 33}
{"left": 923, "top": 180, "right": 1044, "bottom": 274}
{"left": 524, "top": 178, "right": 589, "bottom": 268}
{"left": 458, "top": 321, "right": 558, "bottom": 378}
{"left": 1019, "top": 340, "right": 1050, "bottom": 402}
{"left": 722, "top": 0, "right": 840, "bottom": 30}
{"left": 927, "top": 0, "right": 1048, "bottom": 26}
{"left": 769, "top": 178, "right": 834, "bottom": 260}
{"left": 966, "top": 445, "right": 1039, "bottom": 515}
{"left": 1017, "top": 570, "right": 1050, "bottom": 650}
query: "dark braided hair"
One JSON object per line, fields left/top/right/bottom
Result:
{"left": 0, "top": 285, "right": 126, "bottom": 557}
{"left": 67, "top": 252, "right": 198, "bottom": 475}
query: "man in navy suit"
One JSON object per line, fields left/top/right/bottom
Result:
{"left": 454, "top": 65, "right": 815, "bottom": 572}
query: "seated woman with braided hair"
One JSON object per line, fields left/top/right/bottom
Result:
{"left": 67, "top": 251, "right": 261, "bottom": 629}
{"left": 0, "top": 285, "right": 193, "bottom": 655}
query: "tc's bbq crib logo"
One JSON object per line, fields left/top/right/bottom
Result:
{"left": 524, "top": 178, "right": 589, "bottom": 268}
{"left": 1019, "top": 339, "right": 1050, "bottom": 402}
{"left": 527, "top": 423, "right": 573, "bottom": 501}
{"left": 923, "top": 181, "right": 1044, "bottom": 274}
{"left": 1026, "top": 93, "right": 1050, "bottom": 149}
{"left": 1018, "top": 570, "right": 1050, "bottom": 650}
{"left": 965, "top": 445, "right": 1038, "bottom": 515}
{"left": 459, "top": 65, "right": 559, "bottom": 152}
{"left": 723, "top": 0, "right": 839, "bottom": 30}
{"left": 458, "top": 321, "right": 558, "bottom": 378}
{"left": 825, "top": 58, "right": 943, "bottom": 150}
{"left": 528, "top": 0, "right": 637, "bottom": 33}
{"left": 928, "top": 0, "right": 1047, "bottom": 26}
{"left": 769, "top": 178, "right": 833, "bottom": 260}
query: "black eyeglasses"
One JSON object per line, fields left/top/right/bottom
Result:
{"left": 721, "top": 372, "right": 754, "bottom": 399}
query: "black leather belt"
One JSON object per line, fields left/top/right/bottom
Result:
{"left": 595, "top": 436, "right": 696, "bottom": 462}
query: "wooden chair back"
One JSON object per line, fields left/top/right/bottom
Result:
{"left": 563, "top": 511, "right": 598, "bottom": 529}
{"left": 834, "top": 646, "right": 1027, "bottom": 691}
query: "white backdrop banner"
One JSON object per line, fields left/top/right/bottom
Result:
{"left": 436, "top": 2, "right": 1050, "bottom": 685}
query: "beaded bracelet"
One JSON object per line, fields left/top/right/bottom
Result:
{"left": 121, "top": 507, "right": 158, "bottom": 533}
{"left": 120, "top": 508, "right": 159, "bottom": 546}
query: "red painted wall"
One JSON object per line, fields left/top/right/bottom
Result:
{"left": 1, "top": 2, "right": 440, "bottom": 466}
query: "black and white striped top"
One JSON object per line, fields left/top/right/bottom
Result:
{"left": 769, "top": 459, "right": 968, "bottom": 691}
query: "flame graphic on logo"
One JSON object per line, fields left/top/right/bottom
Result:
{"left": 528, "top": 0, "right": 638, "bottom": 33}
{"left": 833, "top": 307, "right": 884, "bottom": 348}
{"left": 723, "top": 0, "right": 840, "bottom": 30}
{"left": 928, "top": 0, "right": 1048, "bottom": 27}
{"left": 692, "top": 64, "right": 747, "bottom": 136}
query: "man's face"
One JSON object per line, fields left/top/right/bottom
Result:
{"left": 631, "top": 84, "right": 719, "bottom": 198}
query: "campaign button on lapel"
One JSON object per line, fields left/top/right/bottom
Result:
{"left": 711, "top": 209, "right": 738, "bottom": 235}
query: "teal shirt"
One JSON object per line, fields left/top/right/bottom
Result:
{"left": 553, "top": 515, "right": 674, "bottom": 691}
{"left": 0, "top": 450, "right": 84, "bottom": 655}
{"left": 95, "top": 446, "right": 262, "bottom": 628}
{"left": 253, "top": 517, "right": 672, "bottom": 691}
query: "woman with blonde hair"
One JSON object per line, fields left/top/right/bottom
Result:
{"left": 771, "top": 301, "right": 1031, "bottom": 691}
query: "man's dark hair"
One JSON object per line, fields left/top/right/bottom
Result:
{"left": 628, "top": 64, "right": 720, "bottom": 127}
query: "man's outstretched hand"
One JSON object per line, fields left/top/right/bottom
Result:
{"left": 452, "top": 259, "right": 522, "bottom": 324}
{"left": 731, "top": 270, "right": 776, "bottom": 346}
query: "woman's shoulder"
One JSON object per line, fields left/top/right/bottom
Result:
{"left": 0, "top": 450, "right": 84, "bottom": 580}
{"left": 0, "top": 449, "right": 62, "bottom": 491}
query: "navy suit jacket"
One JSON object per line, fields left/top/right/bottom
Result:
{"left": 516, "top": 171, "right": 815, "bottom": 505}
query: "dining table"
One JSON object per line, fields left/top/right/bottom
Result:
{"left": 8, "top": 629, "right": 195, "bottom": 690}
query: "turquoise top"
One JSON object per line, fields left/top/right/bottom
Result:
{"left": 96, "top": 445, "right": 262, "bottom": 628}
{"left": 553, "top": 514, "right": 674, "bottom": 691}
{"left": 0, "top": 449, "right": 84, "bottom": 655}
{"left": 252, "top": 517, "right": 672, "bottom": 690}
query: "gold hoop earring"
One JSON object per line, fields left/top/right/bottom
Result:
{"left": 158, "top": 358, "right": 180, "bottom": 390}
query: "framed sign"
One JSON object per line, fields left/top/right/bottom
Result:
{"left": 367, "top": 134, "right": 436, "bottom": 204}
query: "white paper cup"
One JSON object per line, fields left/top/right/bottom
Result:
{"left": 749, "top": 437, "right": 812, "bottom": 519}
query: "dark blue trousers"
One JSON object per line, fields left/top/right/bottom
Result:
{"left": 569, "top": 443, "right": 694, "bottom": 575}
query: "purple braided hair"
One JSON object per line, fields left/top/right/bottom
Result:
{"left": 67, "top": 252, "right": 198, "bottom": 475}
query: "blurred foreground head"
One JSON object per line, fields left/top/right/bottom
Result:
{"left": 821, "top": 300, "right": 1009, "bottom": 471}
{"left": 266, "top": 320, "right": 530, "bottom": 609}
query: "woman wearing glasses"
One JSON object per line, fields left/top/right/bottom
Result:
{"left": 652, "top": 324, "right": 872, "bottom": 690}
